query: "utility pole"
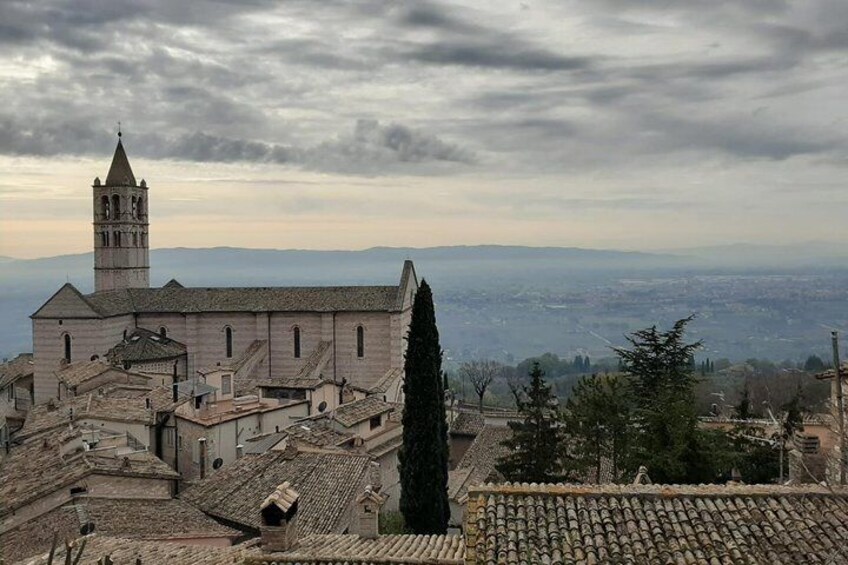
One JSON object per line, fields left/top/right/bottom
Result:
{"left": 833, "top": 331, "right": 845, "bottom": 485}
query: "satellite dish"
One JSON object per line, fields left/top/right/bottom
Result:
{"left": 318, "top": 401, "right": 328, "bottom": 413}
{"left": 80, "top": 522, "right": 95, "bottom": 535}
{"left": 212, "top": 457, "right": 224, "bottom": 470}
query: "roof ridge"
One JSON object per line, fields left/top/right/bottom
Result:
{"left": 467, "top": 482, "right": 848, "bottom": 497}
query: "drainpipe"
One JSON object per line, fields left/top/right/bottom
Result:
{"left": 198, "top": 437, "right": 207, "bottom": 480}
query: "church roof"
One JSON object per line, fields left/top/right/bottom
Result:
{"left": 104, "top": 138, "right": 136, "bottom": 186}
{"left": 106, "top": 327, "right": 187, "bottom": 364}
{"left": 34, "top": 285, "right": 402, "bottom": 318}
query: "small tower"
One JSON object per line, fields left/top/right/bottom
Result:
{"left": 93, "top": 130, "right": 150, "bottom": 292}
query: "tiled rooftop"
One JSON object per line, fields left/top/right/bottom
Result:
{"left": 466, "top": 482, "right": 848, "bottom": 565}
{"left": 83, "top": 497, "right": 240, "bottom": 540}
{"left": 0, "top": 353, "right": 33, "bottom": 390}
{"left": 180, "top": 449, "right": 373, "bottom": 533}
{"left": 16, "top": 385, "right": 176, "bottom": 439}
{"left": 34, "top": 285, "right": 404, "bottom": 320}
{"left": 450, "top": 426, "right": 512, "bottom": 501}
{"left": 0, "top": 427, "right": 178, "bottom": 518}
{"left": 106, "top": 327, "right": 187, "bottom": 364}
{"left": 333, "top": 397, "right": 396, "bottom": 428}
{"left": 450, "top": 412, "right": 485, "bottom": 436}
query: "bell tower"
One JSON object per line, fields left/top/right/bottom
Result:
{"left": 93, "top": 130, "right": 150, "bottom": 292}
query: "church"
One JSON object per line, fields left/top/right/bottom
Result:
{"left": 29, "top": 135, "right": 418, "bottom": 408}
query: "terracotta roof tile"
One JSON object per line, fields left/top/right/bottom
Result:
{"left": 0, "top": 353, "right": 33, "bottom": 391}
{"left": 450, "top": 412, "right": 485, "bottom": 436}
{"left": 333, "top": 397, "right": 395, "bottom": 428}
{"left": 106, "top": 328, "right": 187, "bottom": 364}
{"left": 180, "top": 450, "right": 372, "bottom": 533}
{"left": 467, "top": 482, "right": 848, "bottom": 564}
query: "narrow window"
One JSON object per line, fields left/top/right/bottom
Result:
{"left": 356, "top": 326, "right": 365, "bottom": 358}
{"left": 101, "top": 195, "right": 111, "bottom": 220}
{"left": 132, "top": 196, "right": 138, "bottom": 218}
{"left": 159, "top": 327, "right": 167, "bottom": 338}
{"left": 133, "top": 232, "right": 138, "bottom": 247}
{"left": 111, "top": 194, "right": 121, "bottom": 218}
{"left": 369, "top": 414, "right": 382, "bottom": 430}
{"left": 101, "top": 232, "right": 108, "bottom": 247}
{"left": 293, "top": 326, "right": 301, "bottom": 359}
{"left": 221, "top": 375, "right": 232, "bottom": 395}
{"left": 63, "top": 334, "right": 72, "bottom": 363}
{"left": 137, "top": 197, "right": 144, "bottom": 217}
{"left": 114, "top": 231, "right": 121, "bottom": 247}
{"left": 225, "top": 326, "right": 233, "bottom": 358}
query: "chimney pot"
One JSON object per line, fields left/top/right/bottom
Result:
{"left": 352, "top": 484, "right": 386, "bottom": 539}
{"left": 260, "top": 482, "right": 300, "bottom": 552}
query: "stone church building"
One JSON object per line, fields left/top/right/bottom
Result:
{"left": 30, "top": 136, "right": 418, "bottom": 408}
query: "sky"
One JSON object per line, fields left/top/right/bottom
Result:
{"left": 0, "top": 0, "right": 846, "bottom": 259}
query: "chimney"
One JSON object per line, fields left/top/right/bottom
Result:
{"left": 633, "top": 466, "right": 652, "bottom": 485}
{"left": 172, "top": 382, "right": 179, "bottom": 403}
{"left": 351, "top": 485, "right": 386, "bottom": 539}
{"left": 198, "top": 438, "right": 207, "bottom": 480}
{"left": 236, "top": 444, "right": 244, "bottom": 459}
{"left": 260, "top": 482, "right": 300, "bottom": 552}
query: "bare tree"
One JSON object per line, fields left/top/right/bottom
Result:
{"left": 459, "top": 360, "right": 503, "bottom": 413}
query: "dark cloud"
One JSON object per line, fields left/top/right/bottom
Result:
{"left": 0, "top": 116, "right": 475, "bottom": 175}
{"left": 404, "top": 41, "right": 594, "bottom": 71}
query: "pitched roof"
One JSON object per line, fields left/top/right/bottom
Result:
{"left": 466, "top": 482, "right": 848, "bottom": 565}
{"left": 0, "top": 353, "right": 34, "bottom": 390}
{"left": 333, "top": 397, "right": 395, "bottom": 428}
{"left": 83, "top": 498, "right": 240, "bottom": 541}
{"left": 180, "top": 449, "right": 372, "bottom": 533}
{"left": 104, "top": 138, "right": 136, "bottom": 186}
{"left": 54, "top": 359, "right": 152, "bottom": 390}
{"left": 16, "top": 387, "right": 168, "bottom": 439}
{"left": 0, "top": 427, "right": 178, "bottom": 518}
{"left": 106, "top": 328, "right": 187, "bottom": 364}
{"left": 244, "top": 420, "right": 353, "bottom": 455}
{"left": 247, "top": 533, "right": 464, "bottom": 564}
{"left": 36, "top": 286, "right": 403, "bottom": 318}
{"left": 450, "top": 412, "right": 485, "bottom": 436}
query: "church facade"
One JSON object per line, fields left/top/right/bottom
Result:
{"left": 30, "top": 137, "right": 417, "bottom": 406}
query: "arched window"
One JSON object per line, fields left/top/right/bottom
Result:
{"left": 132, "top": 232, "right": 138, "bottom": 247}
{"left": 159, "top": 327, "right": 167, "bottom": 338}
{"left": 293, "top": 326, "right": 301, "bottom": 359}
{"left": 356, "top": 325, "right": 365, "bottom": 358}
{"left": 137, "top": 197, "right": 144, "bottom": 217}
{"left": 101, "top": 232, "right": 109, "bottom": 247}
{"left": 225, "top": 327, "right": 233, "bottom": 359}
{"left": 131, "top": 196, "right": 138, "bottom": 218}
{"left": 114, "top": 231, "right": 122, "bottom": 247}
{"left": 101, "top": 196, "right": 111, "bottom": 220}
{"left": 111, "top": 194, "right": 121, "bottom": 218}
{"left": 63, "top": 334, "right": 72, "bottom": 363}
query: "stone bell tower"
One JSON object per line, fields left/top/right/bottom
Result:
{"left": 93, "top": 131, "right": 150, "bottom": 292}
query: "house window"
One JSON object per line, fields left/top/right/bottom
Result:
{"left": 6, "top": 386, "right": 12, "bottom": 401}
{"left": 159, "top": 327, "right": 167, "bottom": 338}
{"left": 293, "top": 326, "right": 301, "bottom": 359}
{"left": 63, "top": 334, "right": 72, "bottom": 363}
{"left": 369, "top": 414, "right": 382, "bottom": 430}
{"left": 165, "top": 428, "right": 174, "bottom": 447}
{"left": 221, "top": 375, "right": 232, "bottom": 395}
{"left": 225, "top": 327, "right": 233, "bottom": 358}
{"left": 356, "top": 326, "right": 365, "bottom": 358}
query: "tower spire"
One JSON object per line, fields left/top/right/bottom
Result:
{"left": 105, "top": 130, "right": 136, "bottom": 186}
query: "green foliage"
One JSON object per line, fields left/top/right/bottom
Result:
{"left": 379, "top": 511, "right": 407, "bottom": 535}
{"left": 615, "top": 316, "right": 727, "bottom": 484}
{"left": 398, "top": 280, "right": 450, "bottom": 534}
{"left": 780, "top": 384, "right": 805, "bottom": 439}
{"left": 729, "top": 426, "right": 780, "bottom": 484}
{"left": 804, "top": 354, "right": 826, "bottom": 372}
{"left": 563, "top": 373, "right": 633, "bottom": 481}
{"left": 734, "top": 383, "right": 753, "bottom": 420}
{"left": 496, "top": 362, "right": 566, "bottom": 483}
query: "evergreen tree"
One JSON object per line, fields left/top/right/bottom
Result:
{"left": 496, "top": 362, "right": 565, "bottom": 483}
{"left": 615, "top": 316, "right": 720, "bottom": 483}
{"left": 564, "top": 373, "right": 633, "bottom": 481}
{"left": 399, "top": 280, "right": 449, "bottom": 534}
{"left": 734, "top": 383, "right": 753, "bottom": 420}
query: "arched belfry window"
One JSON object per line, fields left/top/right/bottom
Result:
{"left": 293, "top": 326, "right": 301, "bottom": 359}
{"left": 225, "top": 326, "right": 233, "bottom": 359}
{"left": 356, "top": 326, "right": 365, "bottom": 358}
{"left": 101, "top": 196, "right": 111, "bottom": 220}
{"left": 111, "top": 194, "right": 121, "bottom": 218}
{"left": 137, "top": 197, "right": 144, "bottom": 217}
{"left": 63, "top": 334, "right": 72, "bottom": 363}
{"left": 114, "top": 231, "right": 122, "bottom": 247}
{"left": 132, "top": 196, "right": 138, "bottom": 218}
{"left": 101, "top": 232, "right": 109, "bottom": 247}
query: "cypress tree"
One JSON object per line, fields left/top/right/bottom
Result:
{"left": 398, "top": 280, "right": 449, "bottom": 534}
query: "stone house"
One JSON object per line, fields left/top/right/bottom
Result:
{"left": 0, "top": 354, "right": 34, "bottom": 452}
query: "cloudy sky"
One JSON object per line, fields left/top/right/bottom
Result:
{"left": 0, "top": 0, "right": 846, "bottom": 258}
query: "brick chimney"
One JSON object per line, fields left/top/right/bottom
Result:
{"left": 351, "top": 485, "right": 387, "bottom": 539}
{"left": 260, "top": 481, "right": 300, "bottom": 552}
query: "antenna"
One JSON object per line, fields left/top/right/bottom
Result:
{"left": 117, "top": 121, "right": 122, "bottom": 138}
